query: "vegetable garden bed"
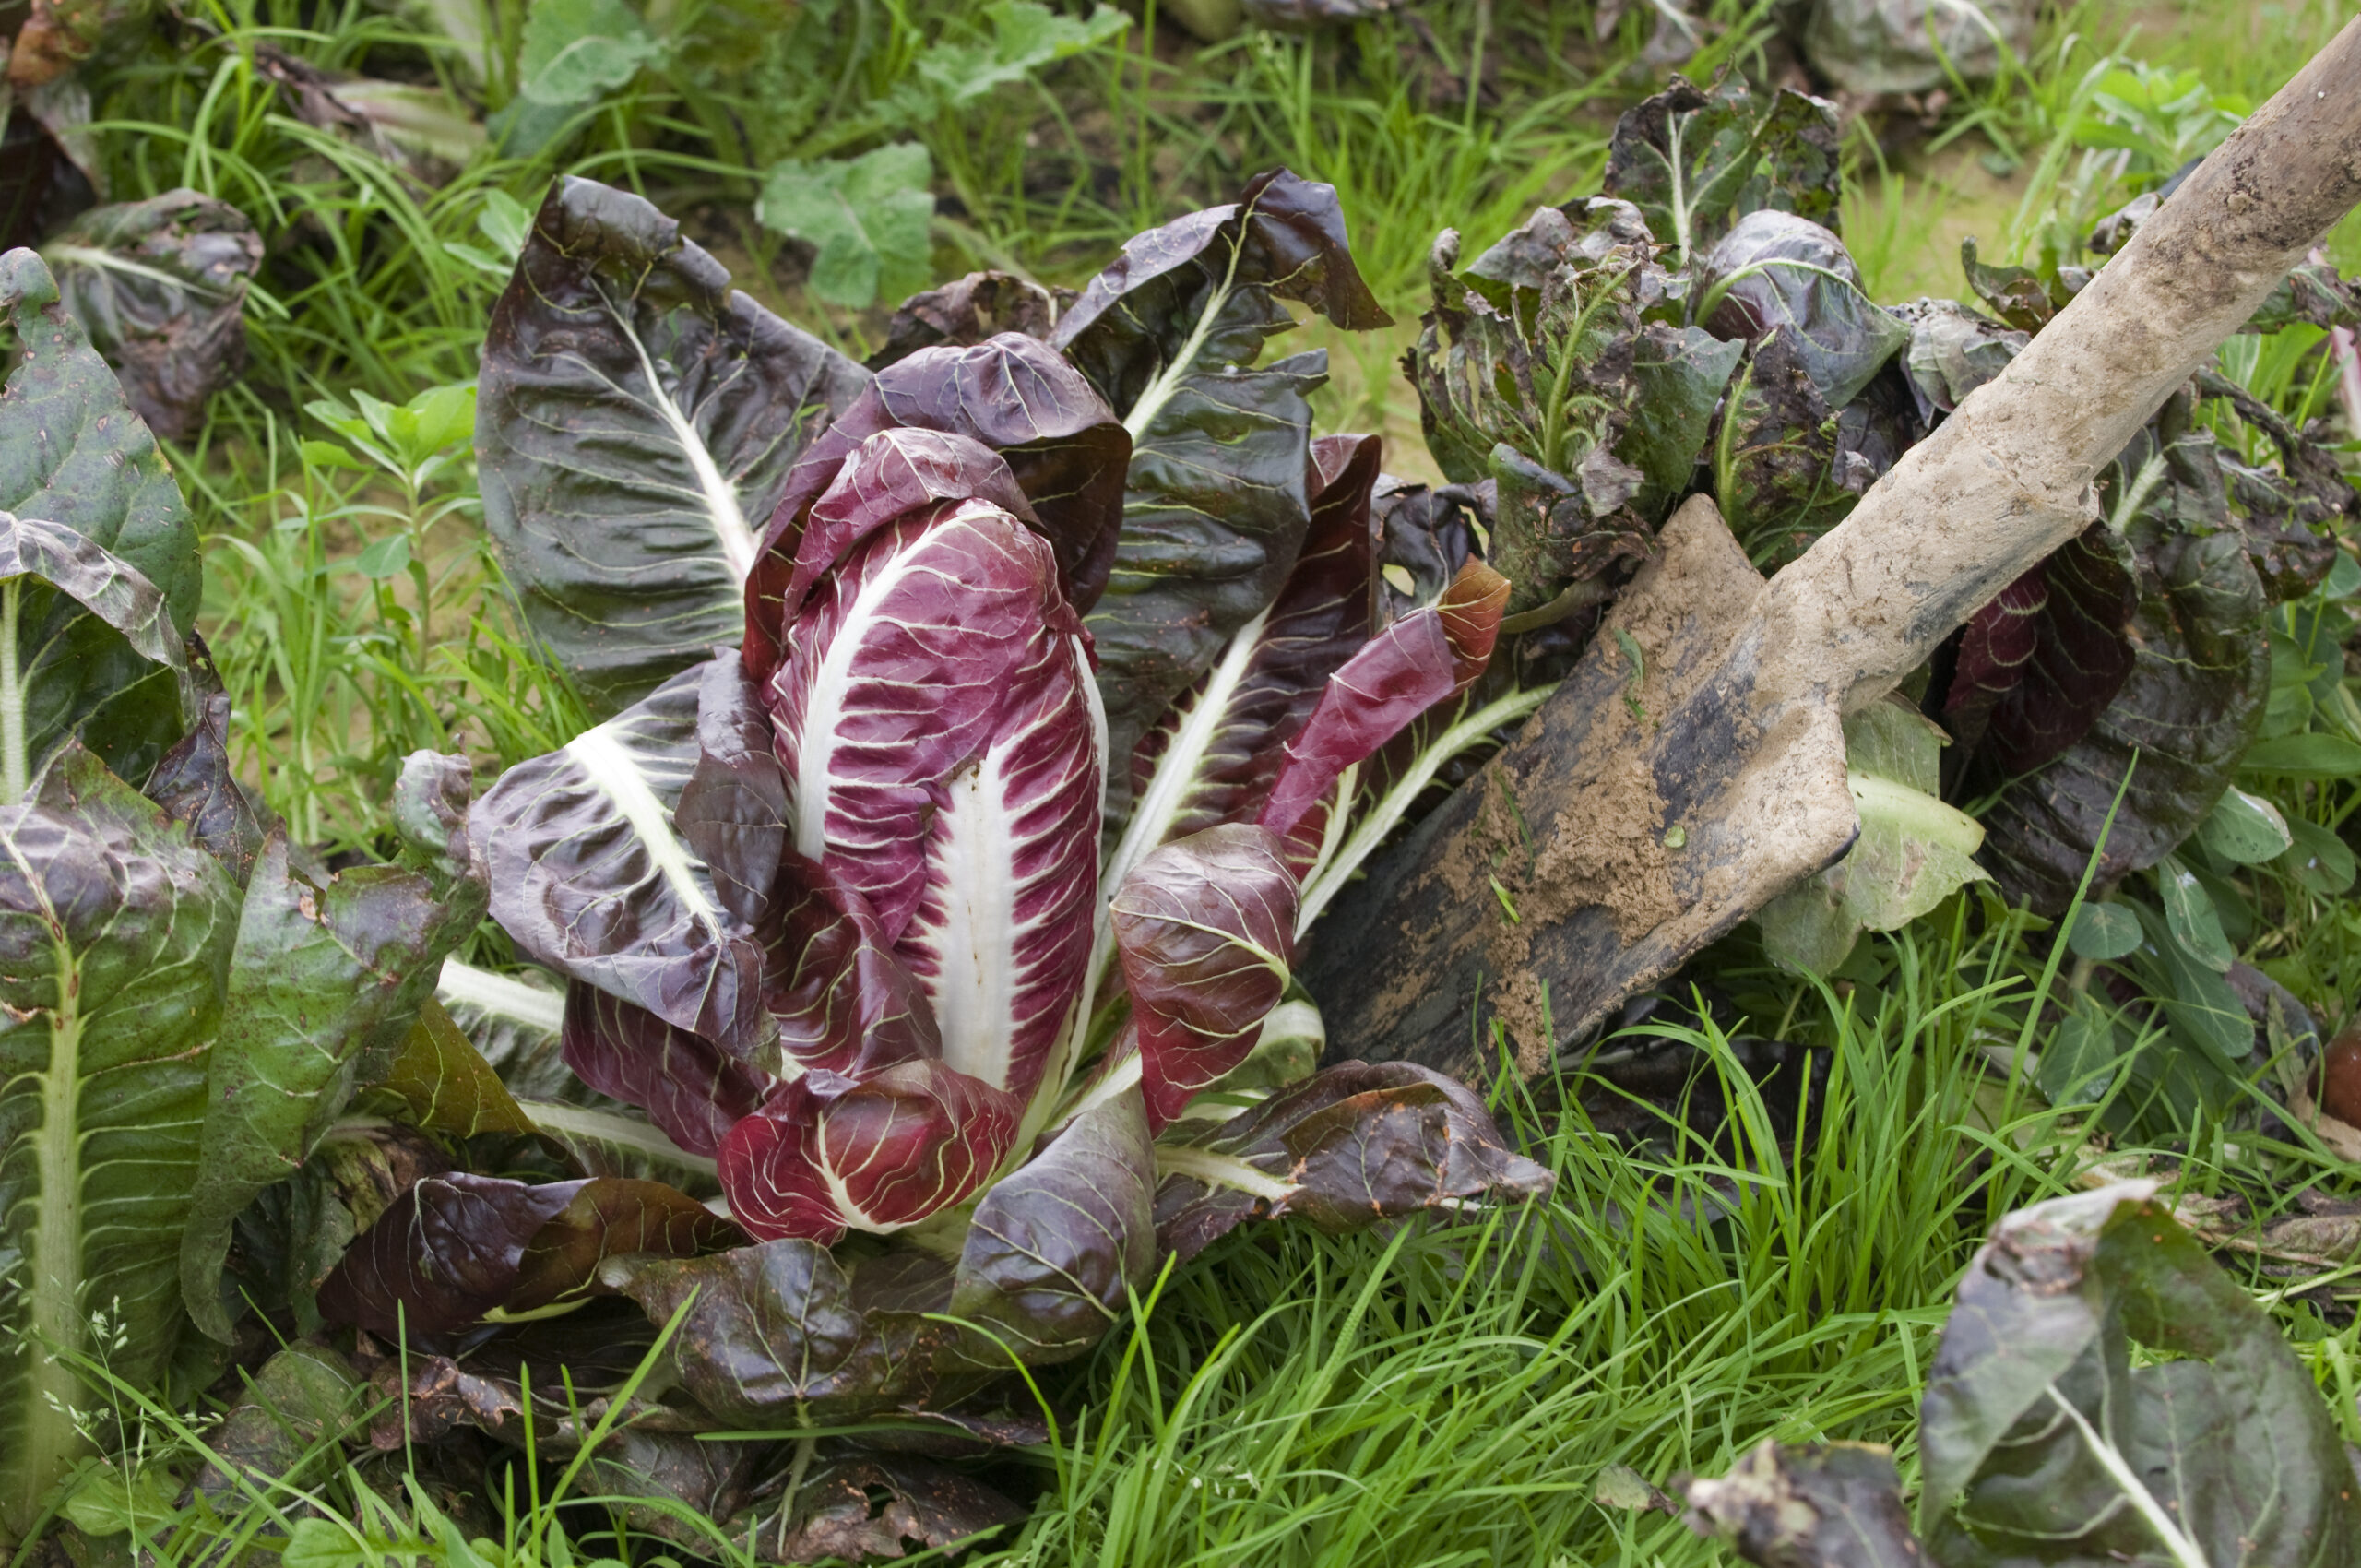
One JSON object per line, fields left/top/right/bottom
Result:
{"left": 3, "top": 3, "right": 2361, "bottom": 1566}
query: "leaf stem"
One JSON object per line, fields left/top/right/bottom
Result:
{"left": 2046, "top": 1388, "right": 2212, "bottom": 1568}
{"left": 0, "top": 579, "right": 24, "bottom": 805}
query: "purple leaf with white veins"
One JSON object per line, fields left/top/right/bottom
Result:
{"left": 767, "top": 480, "right": 1100, "bottom": 1101}
{"left": 472, "top": 661, "right": 770, "bottom": 1054}
{"left": 561, "top": 981, "right": 768, "bottom": 1158}
{"left": 675, "top": 652, "right": 789, "bottom": 929}
{"left": 1111, "top": 823, "right": 1299, "bottom": 1131}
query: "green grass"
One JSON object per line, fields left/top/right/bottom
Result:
{"left": 23, "top": 0, "right": 2361, "bottom": 1562}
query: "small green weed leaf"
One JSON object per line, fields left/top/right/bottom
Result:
{"left": 2035, "top": 996, "right": 2124, "bottom": 1105}
{"left": 759, "top": 144, "right": 936, "bottom": 309}
{"left": 2155, "top": 854, "right": 2233, "bottom": 972}
{"left": 283, "top": 1518, "right": 376, "bottom": 1568}
{"left": 2196, "top": 784, "right": 2291, "bottom": 864}
{"left": 2243, "top": 731, "right": 2361, "bottom": 778}
{"left": 477, "top": 189, "right": 533, "bottom": 260}
{"left": 299, "top": 439, "right": 363, "bottom": 470}
{"left": 916, "top": 2, "right": 1129, "bottom": 107}
{"left": 2066, "top": 900, "right": 2142, "bottom": 961}
{"left": 2282, "top": 815, "right": 2357, "bottom": 894}
{"left": 61, "top": 1461, "right": 178, "bottom": 1538}
{"left": 2327, "top": 549, "right": 2361, "bottom": 598}
{"left": 356, "top": 533, "right": 411, "bottom": 579}
{"left": 2132, "top": 902, "right": 2251, "bottom": 1072}
{"left": 519, "top": 0, "right": 665, "bottom": 106}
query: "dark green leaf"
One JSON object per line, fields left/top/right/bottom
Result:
{"left": 1972, "top": 402, "right": 2271, "bottom": 914}
{"left": 1919, "top": 1181, "right": 2361, "bottom": 1562}
{"left": 479, "top": 178, "right": 870, "bottom": 713}
{"left": 196, "top": 1344, "right": 365, "bottom": 1501}
{"left": 2065, "top": 901, "right": 2142, "bottom": 961}
{"left": 2196, "top": 785, "right": 2291, "bottom": 864}
{"left": 1601, "top": 72, "right": 1841, "bottom": 265}
{"left": 315, "top": 1170, "right": 735, "bottom": 1337}
{"left": 949, "top": 1087, "right": 1158, "bottom": 1362}
{"left": 181, "top": 827, "right": 460, "bottom": 1342}
{"left": 1958, "top": 235, "right": 2057, "bottom": 332}
{"left": 0, "top": 745, "right": 243, "bottom": 1537}
{"left": 2154, "top": 854, "right": 2233, "bottom": 972}
{"left": 1054, "top": 169, "right": 1387, "bottom": 821}
{"left": 43, "top": 190, "right": 262, "bottom": 441}
{"left": 2281, "top": 816, "right": 2356, "bottom": 895}
{"left": 365, "top": 996, "right": 540, "bottom": 1139}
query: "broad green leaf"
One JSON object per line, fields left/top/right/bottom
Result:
{"left": 2065, "top": 900, "right": 2142, "bottom": 961}
{"left": 758, "top": 144, "right": 936, "bottom": 310}
{"left": 60, "top": 1460, "right": 180, "bottom": 1538}
{"left": 2154, "top": 853, "right": 2233, "bottom": 973}
{"left": 2282, "top": 815, "right": 2356, "bottom": 894}
{"left": 2196, "top": 784, "right": 2291, "bottom": 863}
{"left": 1602, "top": 71, "right": 1842, "bottom": 266}
{"left": 180, "top": 829, "right": 460, "bottom": 1343}
{"left": 0, "top": 746, "right": 243, "bottom": 1537}
{"left": 0, "top": 251, "right": 201, "bottom": 767}
{"left": 2242, "top": 730, "right": 2361, "bottom": 778}
{"left": 479, "top": 179, "right": 868, "bottom": 712}
{"left": 355, "top": 532, "right": 409, "bottom": 578}
{"left": 518, "top": 0, "right": 664, "bottom": 105}
{"left": 362, "top": 995, "right": 538, "bottom": 1139}
{"left": 915, "top": 2, "right": 1129, "bottom": 106}
{"left": 1919, "top": 1182, "right": 2361, "bottom": 1562}
{"left": 1759, "top": 698, "right": 1988, "bottom": 973}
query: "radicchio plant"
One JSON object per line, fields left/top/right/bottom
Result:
{"left": 328, "top": 174, "right": 1549, "bottom": 1421}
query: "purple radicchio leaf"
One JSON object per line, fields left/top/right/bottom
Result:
{"left": 1110, "top": 823, "right": 1299, "bottom": 1133}
{"left": 470, "top": 654, "right": 771, "bottom": 1056}
{"left": 1119, "top": 434, "right": 1383, "bottom": 872}
{"left": 561, "top": 981, "right": 767, "bottom": 1159}
{"left": 766, "top": 451, "right": 1100, "bottom": 1102}
{"left": 1153, "top": 1060, "right": 1555, "bottom": 1265}
{"left": 673, "top": 651, "right": 789, "bottom": 930}
{"left": 1257, "top": 557, "right": 1512, "bottom": 863}
{"left": 946, "top": 1084, "right": 1157, "bottom": 1363}
{"left": 1050, "top": 170, "right": 1391, "bottom": 830}
{"left": 1941, "top": 524, "right": 2138, "bottom": 782}
{"left": 477, "top": 176, "right": 869, "bottom": 715}
{"left": 315, "top": 1170, "right": 739, "bottom": 1337}
{"left": 742, "top": 342, "right": 1129, "bottom": 683}
{"left": 760, "top": 849, "right": 947, "bottom": 1078}
{"left": 718, "top": 1060, "right": 1019, "bottom": 1244}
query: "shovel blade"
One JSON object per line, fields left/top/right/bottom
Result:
{"left": 1301, "top": 495, "right": 1860, "bottom": 1079}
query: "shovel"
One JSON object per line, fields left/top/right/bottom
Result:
{"left": 1302, "top": 22, "right": 2361, "bottom": 1079}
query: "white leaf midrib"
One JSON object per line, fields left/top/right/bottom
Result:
{"left": 613, "top": 302, "right": 758, "bottom": 583}
{"left": 564, "top": 722, "right": 722, "bottom": 929}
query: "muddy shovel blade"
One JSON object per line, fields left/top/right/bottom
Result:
{"left": 1300, "top": 495, "right": 1858, "bottom": 1079}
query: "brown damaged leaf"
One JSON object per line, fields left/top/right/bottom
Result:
{"left": 739, "top": 1454, "right": 1024, "bottom": 1565}
{"left": 1684, "top": 1439, "right": 1925, "bottom": 1567}
{"left": 46, "top": 189, "right": 262, "bottom": 440}
{"left": 866, "top": 270, "right": 1070, "bottom": 371}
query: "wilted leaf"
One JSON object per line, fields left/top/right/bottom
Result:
{"left": 479, "top": 177, "right": 868, "bottom": 711}
{"left": 1699, "top": 210, "right": 1908, "bottom": 408}
{"left": 1153, "top": 1060, "right": 1554, "bottom": 1265}
{"left": 196, "top": 1344, "right": 365, "bottom": 1499}
{"left": 1918, "top": 1181, "right": 2361, "bottom": 1562}
{"left": 1684, "top": 1440, "right": 1924, "bottom": 1567}
{"left": 1799, "top": 0, "right": 2037, "bottom": 97}
{"left": 742, "top": 1452, "right": 1025, "bottom": 1564}
{"left": 44, "top": 189, "right": 261, "bottom": 440}
{"left": 866, "top": 270, "right": 1067, "bottom": 371}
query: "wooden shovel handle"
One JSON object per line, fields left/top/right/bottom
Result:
{"left": 1757, "top": 18, "right": 2361, "bottom": 717}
